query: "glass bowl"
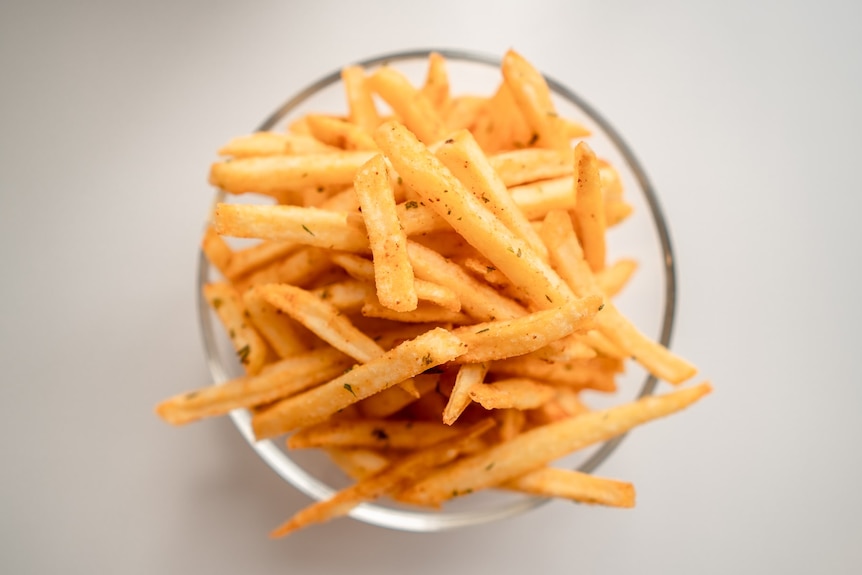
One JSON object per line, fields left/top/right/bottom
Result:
{"left": 197, "top": 48, "right": 677, "bottom": 532}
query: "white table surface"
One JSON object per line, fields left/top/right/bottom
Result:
{"left": 2, "top": 1, "right": 861, "bottom": 573}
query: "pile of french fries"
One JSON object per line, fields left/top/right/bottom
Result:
{"left": 157, "top": 50, "right": 710, "bottom": 538}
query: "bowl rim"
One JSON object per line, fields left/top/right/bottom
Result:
{"left": 197, "top": 47, "right": 677, "bottom": 532}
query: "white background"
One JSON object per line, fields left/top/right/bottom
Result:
{"left": 2, "top": 1, "right": 860, "bottom": 573}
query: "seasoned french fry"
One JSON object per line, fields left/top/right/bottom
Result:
{"left": 341, "top": 65, "right": 381, "bottom": 133}
{"left": 252, "top": 328, "right": 468, "bottom": 438}
{"left": 595, "top": 258, "right": 638, "bottom": 297}
{"left": 358, "top": 373, "right": 439, "bottom": 419}
{"left": 573, "top": 142, "right": 607, "bottom": 272}
{"left": 368, "top": 67, "right": 446, "bottom": 144}
{"left": 469, "top": 378, "right": 556, "bottom": 410}
{"left": 505, "top": 468, "right": 635, "bottom": 507}
{"left": 489, "top": 148, "right": 573, "bottom": 187}
{"left": 325, "top": 447, "right": 391, "bottom": 481}
{"left": 435, "top": 129, "right": 549, "bottom": 260}
{"left": 156, "top": 348, "right": 353, "bottom": 425}
{"left": 288, "top": 419, "right": 461, "bottom": 450}
{"left": 203, "top": 282, "right": 268, "bottom": 375}
{"left": 243, "top": 287, "right": 310, "bottom": 358}
{"left": 399, "top": 382, "right": 711, "bottom": 505}
{"left": 508, "top": 176, "right": 577, "bottom": 220}
{"left": 306, "top": 114, "right": 378, "bottom": 151}
{"left": 222, "top": 240, "right": 298, "bottom": 282}
{"left": 310, "top": 278, "right": 374, "bottom": 313}
{"left": 442, "top": 362, "right": 489, "bottom": 425}
{"left": 375, "top": 122, "right": 573, "bottom": 309}
{"left": 353, "top": 154, "right": 418, "bottom": 312}
{"left": 201, "top": 226, "right": 233, "bottom": 277}
{"left": 451, "top": 295, "right": 601, "bottom": 364}
{"left": 501, "top": 49, "right": 568, "bottom": 149}
{"left": 421, "top": 52, "right": 451, "bottom": 112}
{"left": 490, "top": 355, "right": 619, "bottom": 393}
{"left": 239, "top": 246, "right": 335, "bottom": 290}
{"left": 217, "top": 131, "right": 340, "bottom": 157}
{"left": 496, "top": 408, "right": 527, "bottom": 441}
{"left": 443, "top": 95, "right": 487, "bottom": 132}
{"left": 209, "top": 151, "right": 376, "bottom": 196}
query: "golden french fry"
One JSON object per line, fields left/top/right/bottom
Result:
{"left": 155, "top": 348, "right": 353, "bottom": 425}
{"left": 508, "top": 176, "right": 577, "bottom": 220}
{"left": 490, "top": 355, "right": 619, "bottom": 393}
{"left": 435, "top": 129, "right": 548, "bottom": 260}
{"left": 496, "top": 408, "right": 527, "bottom": 441}
{"left": 201, "top": 226, "right": 233, "bottom": 277}
{"left": 421, "top": 52, "right": 451, "bottom": 112}
{"left": 341, "top": 65, "right": 381, "bottom": 133}
{"left": 528, "top": 333, "right": 598, "bottom": 362}
{"left": 239, "top": 246, "right": 335, "bottom": 291}
{"left": 353, "top": 154, "right": 418, "bottom": 312}
{"left": 203, "top": 282, "right": 268, "bottom": 375}
{"left": 501, "top": 49, "right": 568, "bottom": 149}
{"left": 217, "top": 131, "right": 340, "bottom": 157}
{"left": 325, "top": 447, "right": 391, "bottom": 481}
{"left": 252, "top": 327, "right": 468, "bottom": 438}
{"left": 595, "top": 258, "right": 638, "bottom": 297}
{"left": 214, "top": 203, "right": 369, "bottom": 252}
{"left": 573, "top": 142, "right": 607, "bottom": 272}
{"left": 288, "top": 418, "right": 461, "bottom": 450}
{"left": 451, "top": 295, "right": 601, "bottom": 364}
{"left": 358, "top": 373, "right": 439, "bottom": 419}
{"left": 310, "top": 278, "right": 375, "bottom": 313}
{"left": 306, "top": 114, "right": 378, "bottom": 151}
{"left": 209, "top": 151, "right": 376, "bottom": 196}
{"left": 375, "top": 121, "right": 573, "bottom": 309}
{"left": 605, "top": 200, "right": 634, "bottom": 227}
{"left": 442, "top": 362, "right": 488, "bottom": 425}
{"left": 270, "top": 418, "right": 494, "bottom": 537}
{"left": 368, "top": 67, "right": 446, "bottom": 144}
{"left": 489, "top": 148, "right": 573, "bottom": 187}
{"left": 505, "top": 468, "right": 635, "bottom": 507}
{"left": 469, "top": 378, "right": 556, "bottom": 410}
{"left": 443, "top": 95, "right": 487, "bottom": 132}
{"left": 222, "top": 240, "right": 298, "bottom": 282}
{"left": 399, "top": 382, "right": 711, "bottom": 505}
{"left": 361, "top": 297, "right": 469, "bottom": 325}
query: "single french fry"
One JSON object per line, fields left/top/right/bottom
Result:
{"left": 501, "top": 49, "right": 568, "bottom": 149}
{"left": 421, "top": 52, "right": 451, "bottom": 112}
{"left": 239, "top": 246, "right": 335, "bottom": 291}
{"left": 489, "top": 148, "right": 573, "bottom": 187}
{"left": 505, "top": 468, "right": 635, "bottom": 508}
{"left": 529, "top": 333, "right": 598, "bottom": 362}
{"left": 553, "top": 387, "right": 591, "bottom": 417}
{"left": 561, "top": 118, "right": 591, "bottom": 140}
{"left": 576, "top": 330, "right": 628, "bottom": 360}
{"left": 243, "top": 288, "right": 310, "bottom": 358}
{"left": 491, "top": 355, "right": 619, "bottom": 393}
{"left": 398, "top": 382, "right": 711, "bottom": 505}
{"left": 435, "top": 129, "right": 548, "bottom": 260}
{"left": 306, "top": 114, "right": 378, "bottom": 151}
{"left": 270, "top": 419, "right": 494, "bottom": 537}
{"left": 573, "top": 142, "right": 607, "bottom": 272}
{"left": 375, "top": 122, "right": 573, "bottom": 309}
{"left": 605, "top": 201, "right": 634, "bottom": 227}
{"left": 341, "top": 65, "right": 381, "bottom": 133}
{"left": 508, "top": 176, "right": 577, "bottom": 220}
{"left": 222, "top": 240, "right": 298, "bottom": 282}
{"left": 451, "top": 295, "right": 601, "bottom": 364}
{"left": 155, "top": 347, "right": 353, "bottom": 425}
{"left": 209, "top": 151, "right": 376, "bottom": 196}
{"left": 203, "top": 282, "right": 268, "bottom": 375}
{"left": 214, "top": 204, "right": 369, "bottom": 253}
{"left": 442, "top": 362, "right": 489, "bottom": 425}
{"left": 252, "top": 328, "right": 468, "bottom": 438}
{"left": 539, "top": 210, "right": 697, "bottom": 384}
{"left": 353, "top": 154, "right": 418, "bottom": 312}
{"left": 407, "top": 241, "right": 527, "bottom": 322}
{"left": 496, "top": 408, "right": 527, "bottom": 441}
{"left": 288, "top": 419, "right": 461, "bottom": 450}
{"left": 310, "top": 278, "right": 375, "bottom": 313}
{"left": 217, "top": 131, "right": 341, "bottom": 158}
{"left": 443, "top": 95, "right": 487, "bottom": 132}
{"left": 469, "top": 378, "right": 556, "bottom": 410}
{"left": 361, "top": 297, "right": 469, "bottom": 325}
{"left": 358, "top": 373, "right": 439, "bottom": 419}
{"left": 368, "top": 67, "right": 446, "bottom": 144}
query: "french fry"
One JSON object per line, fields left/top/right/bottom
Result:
{"left": 243, "top": 287, "right": 310, "bottom": 358}
{"left": 469, "top": 378, "right": 557, "bottom": 410}
{"left": 504, "top": 468, "right": 635, "bottom": 508}
{"left": 209, "top": 151, "right": 376, "bottom": 196}
{"left": 201, "top": 226, "right": 233, "bottom": 277}
{"left": 288, "top": 419, "right": 461, "bottom": 450}
{"left": 490, "top": 355, "right": 619, "bottom": 393}
{"left": 239, "top": 246, "right": 335, "bottom": 291}
{"left": 361, "top": 297, "right": 470, "bottom": 325}
{"left": 595, "top": 258, "right": 638, "bottom": 297}
{"left": 451, "top": 295, "right": 601, "bottom": 364}
{"left": 270, "top": 419, "right": 494, "bottom": 537}
{"left": 489, "top": 148, "right": 573, "bottom": 187}
{"left": 399, "top": 382, "right": 711, "bottom": 505}
{"left": 421, "top": 52, "right": 451, "bottom": 112}
{"left": 358, "top": 373, "right": 439, "bottom": 419}
{"left": 435, "top": 129, "right": 549, "bottom": 260}
{"left": 367, "top": 66, "right": 446, "bottom": 144}
{"left": 443, "top": 95, "right": 487, "bottom": 132}
{"left": 306, "top": 114, "right": 378, "bottom": 151}
{"left": 324, "top": 447, "right": 391, "bottom": 481}
{"left": 573, "top": 142, "right": 607, "bottom": 272}
{"left": 375, "top": 121, "right": 573, "bottom": 309}
{"left": 508, "top": 176, "right": 577, "bottom": 220}
{"left": 353, "top": 154, "right": 418, "bottom": 312}
{"left": 222, "top": 240, "right": 298, "bottom": 282}
{"left": 310, "top": 278, "right": 375, "bottom": 313}
{"left": 217, "top": 131, "right": 340, "bottom": 157}
{"left": 341, "top": 65, "right": 381, "bottom": 133}
{"left": 442, "top": 362, "right": 489, "bottom": 425}
{"left": 203, "top": 282, "right": 268, "bottom": 375}
{"left": 496, "top": 408, "right": 527, "bottom": 441}
{"left": 501, "top": 49, "right": 569, "bottom": 150}
{"left": 156, "top": 347, "right": 353, "bottom": 425}
{"left": 214, "top": 204, "right": 369, "bottom": 252}
{"left": 252, "top": 327, "right": 468, "bottom": 438}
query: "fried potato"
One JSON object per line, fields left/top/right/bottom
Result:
{"left": 203, "top": 282, "right": 268, "bottom": 375}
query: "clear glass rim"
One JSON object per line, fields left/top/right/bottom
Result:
{"left": 196, "top": 48, "right": 677, "bottom": 532}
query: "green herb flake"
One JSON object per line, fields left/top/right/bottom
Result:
{"left": 485, "top": 462, "right": 495, "bottom": 471}
{"left": 211, "top": 298, "right": 223, "bottom": 310}
{"left": 397, "top": 176, "right": 403, "bottom": 185}
{"left": 229, "top": 329, "right": 236, "bottom": 339}
{"left": 528, "top": 132, "right": 539, "bottom": 146}
{"left": 343, "top": 383, "right": 356, "bottom": 396}
{"left": 371, "top": 428, "right": 389, "bottom": 440}
{"left": 405, "top": 200, "right": 419, "bottom": 210}
{"left": 236, "top": 345, "right": 251, "bottom": 364}
{"left": 422, "top": 353, "right": 434, "bottom": 366}
{"left": 598, "top": 303, "right": 605, "bottom": 311}
{"left": 302, "top": 224, "right": 315, "bottom": 236}
{"left": 184, "top": 390, "right": 200, "bottom": 400}
{"left": 475, "top": 328, "right": 490, "bottom": 334}
{"left": 545, "top": 294, "right": 552, "bottom": 302}
{"left": 481, "top": 194, "right": 490, "bottom": 203}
